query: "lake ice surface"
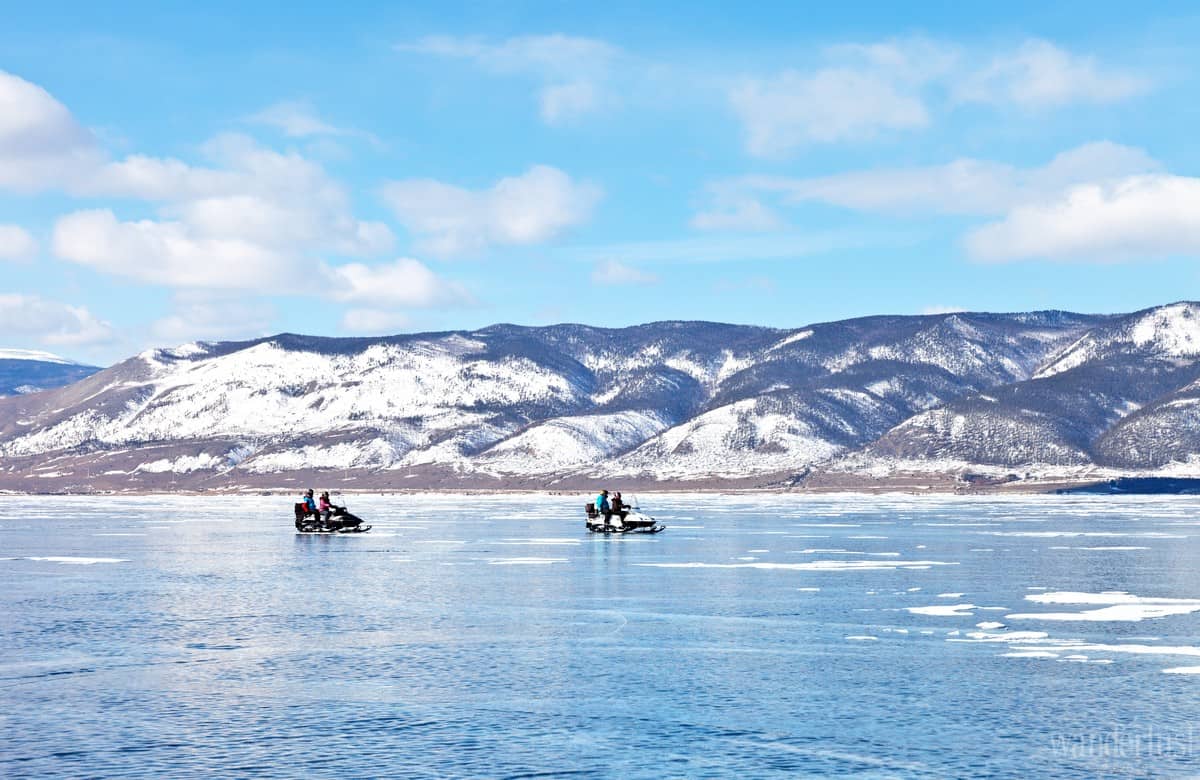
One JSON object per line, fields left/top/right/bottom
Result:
{"left": 3, "top": 493, "right": 1200, "bottom": 778}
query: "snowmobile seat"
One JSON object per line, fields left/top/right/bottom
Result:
{"left": 585, "top": 502, "right": 598, "bottom": 519}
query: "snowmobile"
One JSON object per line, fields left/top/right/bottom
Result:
{"left": 294, "top": 502, "right": 371, "bottom": 534}
{"left": 585, "top": 496, "right": 665, "bottom": 534}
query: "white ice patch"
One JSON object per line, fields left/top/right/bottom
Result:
{"left": 985, "top": 531, "right": 1185, "bottom": 539}
{"left": 1162, "top": 666, "right": 1200, "bottom": 674}
{"left": 22, "top": 556, "right": 128, "bottom": 565}
{"left": 907, "top": 604, "right": 976, "bottom": 617}
{"left": 636, "top": 560, "right": 957, "bottom": 572}
{"left": 491, "top": 538, "right": 582, "bottom": 546}
{"left": 1007, "top": 591, "right": 1200, "bottom": 622}
{"left": 1002, "top": 651, "right": 1059, "bottom": 659}
{"left": 486, "top": 557, "right": 569, "bottom": 565}
{"left": 845, "top": 635, "right": 879, "bottom": 641}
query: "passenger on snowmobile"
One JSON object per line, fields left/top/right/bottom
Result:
{"left": 611, "top": 492, "right": 629, "bottom": 521}
{"left": 594, "top": 489, "right": 612, "bottom": 527}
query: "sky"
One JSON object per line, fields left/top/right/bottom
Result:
{"left": 2, "top": 1, "right": 1200, "bottom": 365}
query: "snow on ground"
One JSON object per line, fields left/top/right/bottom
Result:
{"left": 607, "top": 398, "right": 844, "bottom": 479}
{"left": 0, "top": 349, "right": 78, "bottom": 364}
{"left": 1, "top": 336, "right": 587, "bottom": 462}
{"left": 135, "top": 453, "right": 225, "bottom": 474}
{"left": 1037, "top": 302, "right": 1200, "bottom": 378}
{"left": 478, "top": 411, "right": 668, "bottom": 474}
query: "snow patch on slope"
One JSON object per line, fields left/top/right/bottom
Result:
{"left": 479, "top": 411, "right": 668, "bottom": 473}
{"left": 1038, "top": 303, "right": 1200, "bottom": 378}
{"left": 0, "top": 349, "right": 78, "bottom": 364}
{"left": 607, "top": 398, "right": 843, "bottom": 479}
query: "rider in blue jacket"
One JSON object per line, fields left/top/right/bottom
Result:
{"left": 594, "top": 489, "right": 612, "bottom": 527}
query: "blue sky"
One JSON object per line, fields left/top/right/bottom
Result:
{"left": 2, "top": 1, "right": 1200, "bottom": 365}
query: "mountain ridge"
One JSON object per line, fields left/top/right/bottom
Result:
{"left": 1, "top": 303, "right": 1197, "bottom": 493}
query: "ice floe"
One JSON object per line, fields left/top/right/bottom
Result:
{"left": 22, "top": 556, "right": 128, "bottom": 565}
{"left": 635, "top": 560, "right": 958, "bottom": 572}
{"left": 1002, "top": 651, "right": 1059, "bottom": 659}
{"left": 1007, "top": 591, "right": 1200, "bottom": 622}
{"left": 907, "top": 604, "right": 976, "bottom": 617}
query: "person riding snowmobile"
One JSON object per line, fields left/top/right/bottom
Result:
{"left": 594, "top": 489, "right": 612, "bottom": 527}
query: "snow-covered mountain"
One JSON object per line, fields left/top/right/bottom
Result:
{"left": 0, "top": 349, "right": 100, "bottom": 398}
{"left": 860, "top": 303, "right": 1200, "bottom": 478}
{"left": 3, "top": 304, "right": 1199, "bottom": 492}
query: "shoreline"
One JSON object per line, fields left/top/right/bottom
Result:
{"left": 3, "top": 475, "right": 1199, "bottom": 497}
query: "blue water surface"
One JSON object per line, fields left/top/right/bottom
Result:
{"left": 3, "top": 493, "right": 1200, "bottom": 778}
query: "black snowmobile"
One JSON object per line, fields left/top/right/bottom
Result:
{"left": 294, "top": 501, "right": 371, "bottom": 534}
{"left": 585, "top": 496, "right": 665, "bottom": 534}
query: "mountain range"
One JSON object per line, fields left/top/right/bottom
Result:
{"left": 2, "top": 302, "right": 1199, "bottom": 493}
{"left": 0, "top": 350, "right": 100, "bottom": 399}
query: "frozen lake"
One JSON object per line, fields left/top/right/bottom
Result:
{"left": 3, "top": 493, "right": 1200, "bottom": 777}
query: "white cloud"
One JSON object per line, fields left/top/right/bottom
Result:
{"left": 567, "top": 231, "right": 868, "bottom": 266}
{"left": 56, "top": 210, "right": 284, "bottom": 287}
{"left": 381, "top": 165, "right": 601, "bottom": 256}
{"left": 0, "top": 224, "right": 37, "bottom": 261}
{"left": 729, "top": 38, "right": 1148, "bottom": 156}
{"left": 150, "top": 294, "right": 276, "bottom": 343}
{"left": 322, "top": 257, "right": 471, "bottom": 307}
{"left": 398, "top": 34, "right": 619, "bottom": 125}
{"left": 715, "top": 141, "right": 1159, "bottom": 217}
{"left": 690, "top": 184, "right": 783, "bottom": 231}
{"left": 692, "top": 140, "right": 1193, "bottom": 264}
{"left": 955, "top": 39, "right": 1148, "bottom": 108}
{"left": 0, "top": 70, "right": 391, "bottom": 290}
{"left": 247, "top": 100, "right": 351, "bottom": 138}
{"left": 340, "top": 309, "right": 412, "bottom": 334}
{"left": 51, "top": 133, "right": 393, "bottom": 289}
{"left": 966, "top": 174, "right": 1200, "bottom": 262}
{"left": 731, "top": 67, "right": 929, "bottom": 155}
{"left": 399, "top": 34, "right": 617, "bottom": 76}
{"left": 246, "top": 101, "right": 383, "bottom": 151}
{"left": 0, "top": 293, "right": 114, "bottom": 346}
{"left": 53, "top": 209, "right": 306, "bottom": 289}
{"left": 539, "top": 81, "right": 600, "bottom": 125}
{"left": 590, "top": 260, "right": 659, "bottom": 285}
{"left": 922, "top": 305, "right": 968, "bottom": 315}
{"left": 0, "top": 70, "right": 103, "bottom": 191}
